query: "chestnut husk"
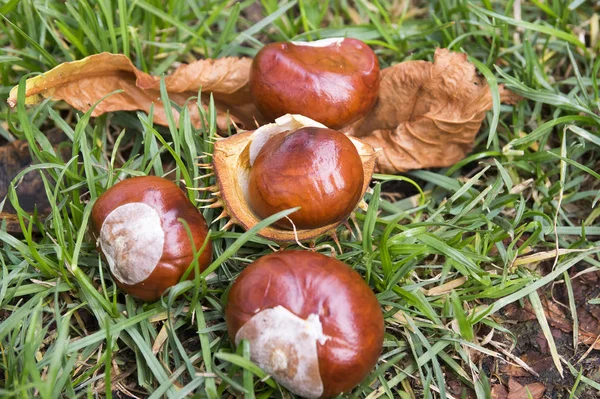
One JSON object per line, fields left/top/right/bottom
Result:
{"left": 210, "top": 114, "right": 378, "bottom": 243}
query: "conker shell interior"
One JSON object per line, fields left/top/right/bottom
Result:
{"left": 91, "top": 176, "right": 212, "bottom": 301}
{"left": 225, "top": 251, "right": 384, "bottom": 398}
{"left": 212, "top": 130, "right": 377, "bottom": 242}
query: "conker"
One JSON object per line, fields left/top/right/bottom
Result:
{"left": 250, "top": 38, "right": 380, "bottom": 129}
{"left": 247, "top": 126, "right": 364, "bottom": 230}
{"left": 91, "top": 176, "right": 212, "bottom": 301}
{"left": 225, "top": 251, "right": 384, "bottom": 398}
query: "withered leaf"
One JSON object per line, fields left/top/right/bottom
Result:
{"left": 491, "top": 384, "right": 508, "bottom": 399}
{"left": 500, "top": 353, "right": 555, "bottom": 377}
{"left": 0, "top": 212, "right": 28, "bottom": 234}
{"left": 500, "top": 362, "right": 532, "bottom": 378}
{"left": 345, "top": 48, "right": 521, "bottom": 174}
{"left": 9, "top": 49, "right": 519, "bottom": 174}
{"left": 507, "top": 378, "right": 545, "bottom": 399}
{"left": 7, "top": 53, "right": 263, "bottom": 130}
{"left": 505, "top": 288, "right": 600, "bottom": 350}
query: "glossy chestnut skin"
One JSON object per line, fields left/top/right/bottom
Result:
{"left": 91, "top": 176, "right": 212, "bottom": 301}
{"left": 247, "top": 126, "right": 364, "bottom": 230}
{"left": 250, "top": 38, "right": 380, "bottom": 129}
{"left": 225, "top": 251, "right": 384, "bottom": 398}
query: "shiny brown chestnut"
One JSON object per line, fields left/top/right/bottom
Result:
{"left": 90, "top": 176, "right": 212, "bottom": 301}
{"left": 247, "top": 125, "right": 364, "bottom": 230}
{"left": 225, "top": 251, "right": 384, "bottom": 398}
{"left": 250, "top": 38, "right": 380, "bottom": 129}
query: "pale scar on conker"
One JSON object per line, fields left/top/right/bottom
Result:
{"left": 225, "top": 250, "right": 385, "bottom": 398}
{"left": 209, "top": 114, "right": 378, "bottom": 243}
{"left": 91, "top": 176, "right": 212, "bottom": 301}
{"left": 249, "top": 38, "right": 380, "bottom": 129}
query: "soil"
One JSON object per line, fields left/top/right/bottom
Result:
{"left": 487, "top": 269, "right": 600, "bottom": 398}
{"left": 485, "top": 318, "right": 600, "bottom": 398}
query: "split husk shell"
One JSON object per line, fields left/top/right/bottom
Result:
{"left": 212, "top": 114, "right": 378, "bottom": 243}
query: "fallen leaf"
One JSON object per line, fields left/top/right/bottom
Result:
{"left": 446, "top": 376, "right": 475, "bottom": 398}
{"left": 391, "top": 309, "right": 408, "bottom": 324}
{"left": 491, "top": 384, "right": 508, "bottom": 399}
{"left": 505, "top": 284, "right": 600, "bottom": 349}
{"left": 0, "top": 211, "right": 35, "bottom": 235}
{"left": 152, "top": 323, "right": 170, "bottom": 355}
{"left": 344, "top": 48, "right": 521, "bottom": 173}
{"left": 501, "top": 353, "right": 555, "bottom": 377}
{"left": 522, "top": 353, "right": 555, "bottom": 374}
{"left": 504, "top": 303, "right": 537, "bottom": 322}
{"left": 507, "top": 378, "right": 545, "bottom": 399}
{"left": 7, "top": 53, "right": 263, "bottom": 130}
{"left": 9, "top": 48, "right": 519, "bottom": 174}
{"left": 500, "top": 362, "right": 533, "bottom": 378}
{"left": 570, "top": 270, "right": 600, "bottom": 348}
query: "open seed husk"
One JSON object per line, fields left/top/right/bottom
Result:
{"left": 211, "top": 114, "right": 378, "bottom": 243}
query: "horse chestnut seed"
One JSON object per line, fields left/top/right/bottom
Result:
{"left": 250, "top": 38, "right": 380, "bottom": 129}
{"left": 247, "top": 126, "right": 364, "bottom": 230}
{"left": 225, "top": 251, "right": 384, "bottom": 398}
{"left": 91, "top": 176, "right": 212, "bottom": 301}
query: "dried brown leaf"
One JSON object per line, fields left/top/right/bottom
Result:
{"left": 421, "top": 276, "right": 467, "bottom": 296}
{"left": 501, "top": 353, "right": 555, "bottom": 378}
{"left": 0, "top": 212, "right": 31, "bottom": 235}
{"left": 345, "top": 48, "right": 521, "bottom": 173}
{"left": 571, "top": 271, "right": 600, "bottom": 348}
{"left": 500, "top": 361, "right": 532, "bottom": 378}
{"left": 491, "top": 384, "right": 508, "bottom": 399}
{"left": 507, "top": 378, "right": 545, "bottom": 399}
{"left": 7, "top": 53, "right": 263, "bottom": 130}
{"left": 505, "top": 290, "right": 600, "bottom": 349}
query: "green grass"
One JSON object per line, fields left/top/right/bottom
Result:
{"left": 1, "top": 0, "right": 600, "bottom": 398}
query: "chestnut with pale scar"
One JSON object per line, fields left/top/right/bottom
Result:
{"left": 225, "top": 251, "right": 384, "bottom": 398}
{"left": 91, "top": 176, "right": 212, "bottom": 301}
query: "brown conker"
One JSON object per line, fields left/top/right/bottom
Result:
{"left": 225, "top": 251, "right": 384, "bottom": 398}
{"left": 247, "top": 126, "right": 364, "bottom": 230}
{"left": 250, "top": 38, "right": 380, "bottom": 129}
{"left": 90, "top": 176, "right": 212, "bottom": 301}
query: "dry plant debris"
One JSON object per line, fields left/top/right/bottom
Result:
{"left": 7, "top": 53, "right": 261, "bottom": 130}
{"left": 1, "top": 1, "right": 600, "bottom": 397}
{"left": 7, "top": 49, "right": 517, "bottom": 174}
{"left": 491, "top": 378, "right": 546, "bottom": 399}
{"left": 344, "top": 48, "right": 521, "bottom": 173}
{"left": 504, "top": 270, "right": 600, "bottom": 350}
